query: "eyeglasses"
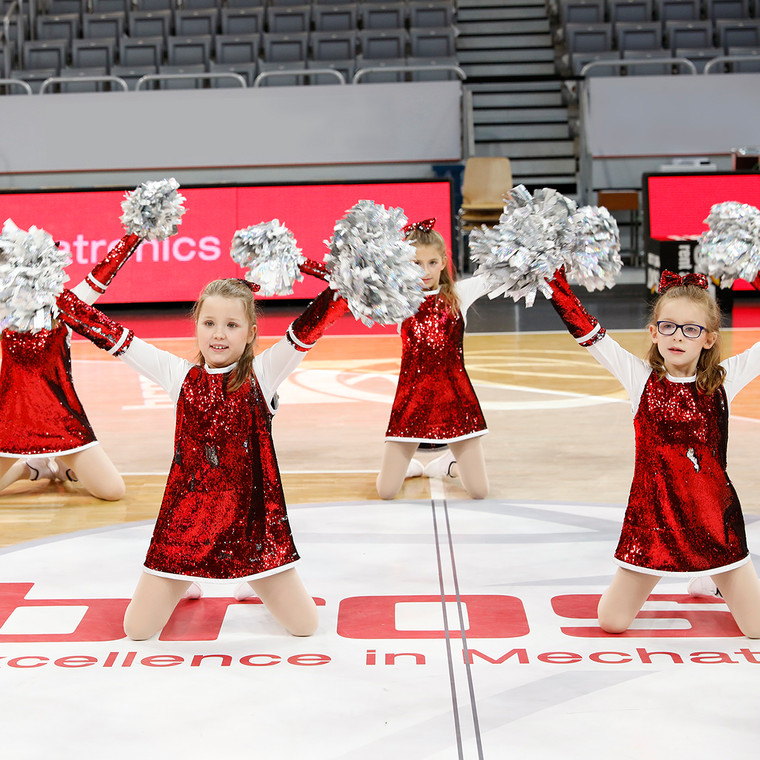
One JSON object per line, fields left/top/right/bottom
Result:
{"left": 656, "top": 321, "right": 707, "bottom": 339}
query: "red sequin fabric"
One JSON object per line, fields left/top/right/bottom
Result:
{"left": 145, "top": 366, "right": 298, "bottom": 580}
{"left": 385, "top": 292, "right": 487, "bottom": 443}
{"left": 0, "top": 324, "right": 96, "bottom": 455}
{"left": 617, "top": 374, "right": 747, "bottom": 573}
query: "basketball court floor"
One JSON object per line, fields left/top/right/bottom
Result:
{"left": 2, "top": 282, "right": 760, "bottom": 759}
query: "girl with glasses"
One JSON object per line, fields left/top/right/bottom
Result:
{"left": 547, "top": 266, "right": 760, "bottom": 638}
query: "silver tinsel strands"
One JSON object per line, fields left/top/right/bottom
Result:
{"left": 694, "top": 201, "right": 760, "bottom": 286}
{"left": 469, "top": 185, "right": 577, "bottom": 306}
{"left": 324, "top": 200, "right": 424, "bottom": 326}
{"left": 120, "top": 178, "right": 186, "bottom": 240}
{"left": 566, "top": 205, "right": 622, "bottom": 291}
{"left": 230, "top": 221, "right": 305, "bottom": 296}
{"left": 0, "top": 219, "right": 71, "bottom": 333}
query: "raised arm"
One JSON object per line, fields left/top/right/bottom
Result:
{"left": 71, "top": 234, "right": 143, "bottom": 306}
{"left": 55, "top": 289, "right": 190, "bottom": 401}
{"left": 255, "top": 287, "right": 349, "bottom": 407}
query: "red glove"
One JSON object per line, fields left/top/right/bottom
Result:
{"left": 84, "top": 233, "right": 142, "bottom": 294}
{"left": 287, "top": 287, "right": 349, "bottom": 352}
{"left": 56, "top": 289, "right": 134, "bottom": 356}
{"left": 547, "top": 267, "right": 606, "bottom": 347}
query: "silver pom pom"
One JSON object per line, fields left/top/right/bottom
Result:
{"left": 120, "top": 178, "right": 186, "bottom": 241}
{"left": 0, "top": 219, "right": 71, "bottom": 333}
{"left": 230, "top": 220, "right": 305, "bottom": 296}
{"left": 469, "top": 185, "right": 577, "bottom": 306}
{"left": 694, "top": 201, "right": 760, "bottom": 286}
{"left": 324, "top": 200, "right": 424, "bottom": 326}
{"left": 566, "top": 205, "right": 622, "bottom": 291}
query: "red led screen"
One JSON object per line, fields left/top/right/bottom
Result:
{"left": 645, "top": 172, "right": 760, "bottom": 241}
{"left": 0, "top": 180, "right": 453, "bottom": 303}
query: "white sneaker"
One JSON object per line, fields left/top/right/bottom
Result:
{"left": 26, "top": 458, "right": 59, "bottom": 481}
{"left": 182, "top": 582, "right": 203, "bottom": 600}
{"left": 405, "top": 458, "right": 424, "bottom": 478}
{"left": 687, "top": 576, "right": 721, "bottom": 598}
{"left": 233, "top": 582, "right": 256, "bottom": 601}
{"left": 423, "top": 450, "right": 456, "bottom": 479}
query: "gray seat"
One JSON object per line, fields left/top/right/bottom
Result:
{"left": 655, "top": 0, "right": 700, "bottom": 20}
{"left": 358, "top": 29, "right": 408, "bottom": 58}
{"left": 622, "top": 48, "right": 674, "bottom": 74}
{"left": 717, "top": 19, "right": 760, "bottom": 49}
{"left": 119, "top": 36, "right": 165, "bottom": 67}
{"left": 43, "top": 0, "right": 86, "bottom": 16}
{"left": 215, "top": 34, "right": 260, "bottom": 64}
{"left": 174, "top": 9, "right": 218, "bottom": 38}
{"left": 665, "top": 20, "right": 714, "bottom": 49}
{"left": 166, "top": 35, "right": 212, "bottom": 66}
{"left": 312, "top": 4, "right": 357, "bottom": 31}
{"left": 705, "top": 0, "right": 749, "bottom": 17}
{"left": 359, "top": 3, "right": 408, "bottom": 29}
{"left": 181, "top": 0, "right": 222, "bottom": 9}
{"left": 727, "top": 46, "right": 760, "bottom": 71}
{"left": 266, "top": 5, "right": 312, "bottom": 33}
{"left": 82, "top": 12, "right": 125, "bottom": 39}
{"left": 256, "top": 60, "right": 307, "bottom": 87}
{"left": 71, "top": 37, "right": 117, "bottom": 71}
{"left": 408, "top": 1, "right": 456, "bottom": 29}
{"left": 564, "top": 22, "right": 613, "bottom": 52}
{"left": 128, "top": 11, "right": 173, "bottom": 44}
{"left": 571, "top": 50, "right": 621, "bottom": 75}
{"left": 674, "top": 46, "right": 723, "bottom": 71}
{"left": 56, "top": 66, "right": 109, "bottom": 93}
{"left": 90, "top": 0, "right": 128, "bottom": 13}
{"left": 10, "top": 68, "right": 59, "bottom": 93}
{"left": 559, "top": 0, "right": 606, "bottom": 24}
{"left": 353, "top": 56, "right": 406, "bottom": 82}
{"left": 409, "top": 27, "right": 456, "bottom": 57}
{"left": 306, "top": 58, "right": 354, "bottom": 83}
{"left": 110, "top": 63, "right": 158, "bottom": 89}
{"left": 23, "top": 39, "right": 68, "bottom": 71}
{"left": 157, "top": 63, "right": 207, "bottom": 89}
{"left": 220, "top": 7, "right": 264, "bottom": 35}
{"left": 615, "top": 21, "right": 663, "bottom": 50}
{"left": 208, "top": 60, "right": 257, "bottom": 86}
{"left": 310, "top": 30, "right": 356, "bottom": 60}
{"left": 262, "top": 32, "right": 308, "bottom": 62}
{"left": 608, "top": 0, "right": 653, "bottom": 23}
{"left": 133, "top": 0, "right": 174, "bottom": 11}
{"left": 37, "top": 14, "right": 80, "bottom": 43}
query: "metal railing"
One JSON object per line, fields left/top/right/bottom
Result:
{"left": 135, "top": 71, "right": 247, "bottom": 90}
{"left": 253, "top": 67, "right": 345, "bottom": 86}
{"left": 703, "top": 53, "right": 760, "bottom": 73}
{"left": 40, "top": 74, "right": 128, "bottom": 93}
{"left": 579, "top": 57, "right": 698, "bottom": 77}
{"left": 353, "top": 63, "right": 466, "bottom": 84}
{"left": 0, "top": 76, "right": 31, "bottom": 93}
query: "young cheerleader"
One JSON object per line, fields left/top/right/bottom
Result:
{"left": 547, "top": 266, "right": 760, "bottom": 637}
{"left": 55, "top": 278, "right": 349, "bottom": 639}
{"left": 0, "top": 233, "right": 143, "bottom": 500}
{"left": 376, "top": 219, "right": 491, "bottom": 501}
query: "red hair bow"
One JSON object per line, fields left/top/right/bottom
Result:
{"left": 403, "top": 218, "right": 436, "bottom": 234}
{"left": 237, "top": 278, "right": 261, "bottom": 293}
{"left": 657, "top": 270, "right": 708, "bottom": 293}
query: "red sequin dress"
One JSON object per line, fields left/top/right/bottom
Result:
{"left": 56, "top": 287, "right": 348, "bottom": 582}
{"left": 0, "top": 234, "right": 141, "bottom": 459}
{"left": 549, "top": 273, "right": 760, "bottom": 576}
{"left": 385, "top": 276, "right": 490, "bottom": 444}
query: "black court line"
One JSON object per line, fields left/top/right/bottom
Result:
{"left": 430, "top": 481, "right": 485, "bottom": 760}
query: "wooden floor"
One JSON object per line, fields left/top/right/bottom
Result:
{"left": 4, "top": 295, "right": 760, "bottom": 547}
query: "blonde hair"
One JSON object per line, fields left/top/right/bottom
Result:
{"left": 647, "top": 285, "right": 725, "bottom": 395}
{"left": 405, "top": 227, "right": 460, "bottom": 314}
{"left": 193, "top": 278, "right": 259, "bottom": 393}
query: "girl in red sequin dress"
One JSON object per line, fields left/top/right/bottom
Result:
{"left": 376, "top": 221, "right": 491, "bottom": 500}
{"left": 0, "top": 235, "right": 141, "bottom": 500}
{"left": 548, "top": 266, "right": 760, "bottom": 637}
{"left": 56, "top": 278, "right": 348, "bottom": 640}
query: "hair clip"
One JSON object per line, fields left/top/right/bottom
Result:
{"left": 237, "top": 278, "right": 261, "bottom": 293}
{"left": 658, "top": 270, "right": 708, "bottom": 293}
{"left": 403, "top": 218, "right": 436, "bottom": 234}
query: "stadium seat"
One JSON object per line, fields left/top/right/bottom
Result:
{"left": 313, "top": 4, "right": 358, "bottom": 32}
{"left": 23, "top": 39, "right": 68, "bottom": 71}
{"left": 360, "top": 3, "right": 408, "bottom": 29}
{"left": 559, "top": 0, "right": 606, "bottom": 24}
{"left": 37, "top": 14, "right": 79, "bottom": 43}
{"left": 655, "top": 0, "right": 700, "bottom": 20}
{"left": 409, "top": 26, "right": 456, "bottom": 56}
{"left": 215, "top": 34, "right": 260, "bottom": 64}
{"left": 174, "top": 9, "right": 218, "bottom": 38}
{"left": 665, "top": 20, "right": 715, "bottom": 49}
{"left": 564, "top": 22, "right": 613, "bottom": 51}
{"left": 571, "top": 50, "right": 622, "bottom": 75}
{"left": 267, "top": 5, "right": 312, "bottom": 33}
{"left": 71, "top": 37, "right": 117, "bottom": 71}
{"left": 119, "top": 36, "right": 165, "bottom": 67}
{"left": 129, "top": 11, "right": 173, "bottom": 44}
{"left": 262, "top": 32, "right": 309, "bottom": 62}
{"left": 166, "top": 35, "right": 212, "bottom": 66}
{"left": 82, "top": 12, "right": 125, "bottom": 39}
{"left": 220, "top": 8, "right": 264, "bottom": 35}
{"left": 408, "top": 1, "right": 456, "bottom": 29}
{"left": 608, "top": 0, "right": 653, "bottom": 23}
{"left": 615, "top": 21, "right": 664, "bottom": 50}
{"left": 310, "top": 30, "right": 356, "bottom": 60}
{"left": 157, "top": 63, "right": 207, "bottom": 89}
